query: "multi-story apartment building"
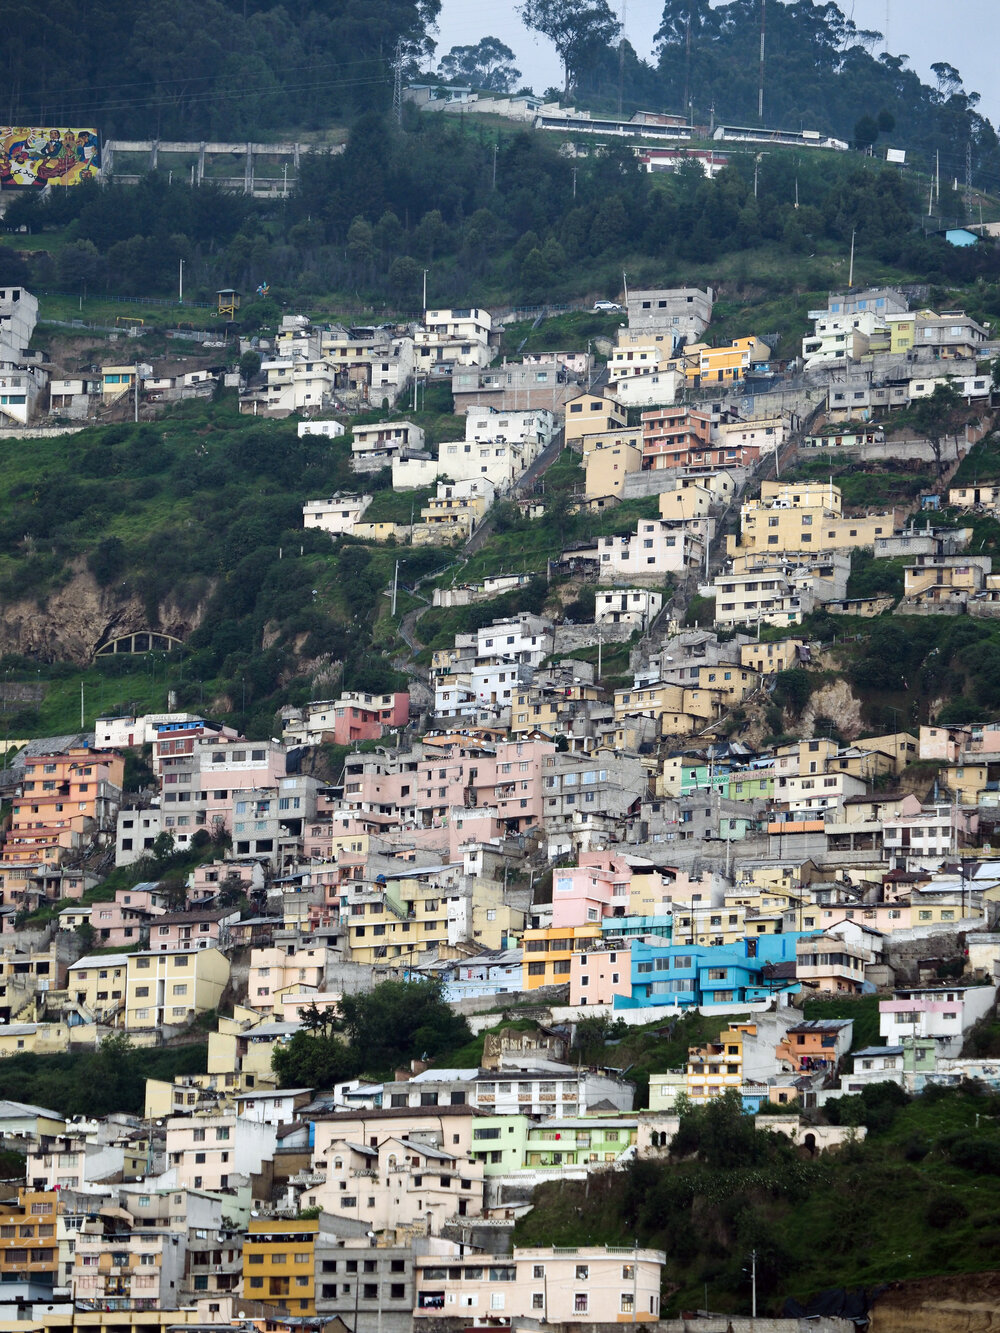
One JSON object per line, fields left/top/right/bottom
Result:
{"left": 641, "top": 406, "right": 713, "bottom": 470}
{"left": 415, "top": 307, "right": 493, "bottom": 369}
{"left": 595, "top": 519, "right": 701, "bottom": 580}
{"left": 564, "top": 391, "right": 627, "bottom": 448}
{"left": 247, "top": 944, "right": 327, "bottom": 1011}
{"left": 124, "top": 948, "right": 231, "bottom": 1032}
{"left": 6, "top": 746, "right": 124, "bottom": 867}
{"left": 165, "top": 1112, "right": 277, "bottom": 1193}
{"left": 626, "top": 285, "right": 713, "bottom": 338}
{"left": 0, "top": 1189, "right": 59, "bottom": 1299}
{"left": 727, "top": 481, "right": 899, "bottom": 558}
{"left": 243, "top": 1216, "right": 319, "bottom": 1314}
{"left": 413, "top": 1245, "right": 665, "bottom": 1322}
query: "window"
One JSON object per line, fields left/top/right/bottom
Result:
{"left": 575, "top": 1294, "right": 589, "bottom": 1314}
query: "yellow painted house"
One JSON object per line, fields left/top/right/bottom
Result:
{"left": 739, "top": 639, "right": 805, "bottom": 675}
{"left": 564, "top": 391, "right": 627, "bottom": 449}
{"left": 671, "top": 336, "right": 770, "bottom": 387}
{"left": 243, "top": 1216, "right": 319, "bottom": 1314}
{"left": 522, "top": 924, "right": 602, "bottom": 989}
{"left": 124, "top": 948, "right": 230, "bottom": 1031}
{"left": 687, "top": 1024, "right": 751, "bottom": 1100}
{"left": 346, "top": 878, "right": 523, "bottom": 966}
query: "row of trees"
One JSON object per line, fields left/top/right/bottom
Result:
{"left": 11, "top": 110, "right": 999, "bottom": 309}
{"left": 4, "top": 0, "right": 439, "bottom": 139}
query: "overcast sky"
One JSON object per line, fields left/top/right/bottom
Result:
{"left": 433, "top": 0, "right": 1000, "bottom": 128}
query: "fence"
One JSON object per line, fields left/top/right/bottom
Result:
{"left": 39, "top": 289, "right": 214, "bottom": 310}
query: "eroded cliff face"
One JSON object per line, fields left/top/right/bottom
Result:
{"left": 870, "top": 1274, "right": 1000, "bottom": 1333}
{"left": 800, "top": 677, "right": 865, "bottom": 740}
{"left": 0, "top": 566, "right": 206, "bottom": 664}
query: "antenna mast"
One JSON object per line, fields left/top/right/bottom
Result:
{"left": 618, "top": 0, "right": 627, "bottom": 120}
{"left": 965, "top": 141, "right": 973, "bottom": 221}
{"left": 392, "top": 39, "right": 404, "bottom": 126}
{"left": 758, "top": 0, "right": 766, "bottom": 122}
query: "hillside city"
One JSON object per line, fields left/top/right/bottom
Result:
{"left": 6, "top": 3, "right": 1000, "bottom": 1330}
{"left": 1, "top": 259, "right": 1000, "bottom": 1328}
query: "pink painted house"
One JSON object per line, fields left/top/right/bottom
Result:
{"left": 89, "top": 885, "right": 169, "bottom": 949}
{"left": 552, "top": 851, "right": 634, "bottom": 928}
{"left": 285, "top": 691, "right": 410, "bottom": 746}
{"left": 152, "top": 718, "right": 241, "bottom": 776}
{"left": 414, "top": 1245, "right": 664, "bottom": 1322}
{"left": 148, "top": 906, "right": 240, "bottom": 952}
{"left": 569, "top": 941, "right": 633, "bottom": 1006}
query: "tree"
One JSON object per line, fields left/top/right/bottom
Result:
{"left": 298, "top": 1000, "right": 339, "bottom": 1035}
{"left": 272, "top": 1030, "right": 358, "bottom": 1089}
{"left": 913, "top": 380, "right": 967, "bottom": 477}
{"left": 74, "top": 921, "right": 95, "bottom": 952}
{"left": 853, "top": 114, "right": 880, "bottom": 149}
{"left": 87, "top": 537, "right": 127, "bottom": 587}
{"left": 438, "top": 37, "right": 521, "bottom": 93}
{"left": 239, "top": 349, "right": 262, "bottom": 380}
{"left": 216, "top": 873, "right": 249, "bottom": 909}
{"left": 337, "top": 979, "right": 472, "bottom": 1072}
{"left": 517, "top": 0, "right": 621, "bottom": 98}
{"left": 152, "top": 832, "right": 176, "bottom": 862}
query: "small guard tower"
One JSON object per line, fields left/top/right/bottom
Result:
{"left": 217, "top": 288, "right": 241, "bottom": 318}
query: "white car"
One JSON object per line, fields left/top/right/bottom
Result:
{"left": 592, "top": 300, "right": 623, "bottom": 312}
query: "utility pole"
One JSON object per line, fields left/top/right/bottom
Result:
{"left": 134, "top": 365, "right": 139, "bottom": 422}
{"left": 622, "top": 269, "right": 629, "bottom": 307}
{"left": 683, "top": 14, "right": 691, "bottom": 120}
{"left": 492, "top": 141, "right": 498, "bottom": 189}
{"left": 935, "top": 149, "right": 940, "bottom": 209}
{"left": 751, "top": 1249, "right": 758, "bottom": 1319}
{"left": 848, "top": 227, "right": 856, "bottom": 288}
{"left": 80, "top": 680, "right": 85, "bottom": 730}
{"left": 422, "top": 268, "right": 428, "bottom": 314}
{"left": 391, "top": 559, "right": 399, "bottom": 617}
{"left": 178, "top": 257, "right": 184, "bottom": 304}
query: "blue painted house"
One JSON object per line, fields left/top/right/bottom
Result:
{"left": 615, "top": 932, "right": 819, "bottom": 1011}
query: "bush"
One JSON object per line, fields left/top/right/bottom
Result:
{"left": 949, "top": 1134, "right": 1000, "bottom": 1175}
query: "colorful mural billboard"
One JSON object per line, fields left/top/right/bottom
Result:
{"left": 0, "top": 128, "right": 100, "bottom": 188}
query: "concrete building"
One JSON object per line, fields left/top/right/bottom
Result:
{"left": 727, "top": 481, "right": 900, "bottom": 559}
{"left": 166, "top": 1112, "right": 277, "bottom": 1193}
{"left": 123, "top": 948, "right": 231, "bottom": 1032}
{"left": 415, "top": 307, "right": 493, "bottom": 369}
{"left": 302, "top": 493, "right": 373, "bottom": 536}
{"left": 626, "top": 286, "right": 713, "bottom": 340}
{"left": 413, "top": 1245, "right": 665, "bottom": 1322}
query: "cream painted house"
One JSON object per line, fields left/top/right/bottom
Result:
{"left": 414, "top": 1245, "right": 665, "bottom": 1322}
{"left": 581, "top": 427, "right": 643, "bottom": 498}
{"left": 564, "top": 392, "right": 627, "bottom": 449}
{"left": 727, "top": 480, "right": 899, "bottom": 558}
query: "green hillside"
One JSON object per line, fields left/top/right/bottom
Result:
{"left": 514, "top": 1084, "right": 1000, "bottom": 1316}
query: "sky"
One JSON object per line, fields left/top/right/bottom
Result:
{"left": 433, "top": 0, "right": 1000, "bottom": 129}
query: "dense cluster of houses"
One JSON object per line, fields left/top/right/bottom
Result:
{"left": 2, "top": 275, "right": 1000, "bottom": 1333}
